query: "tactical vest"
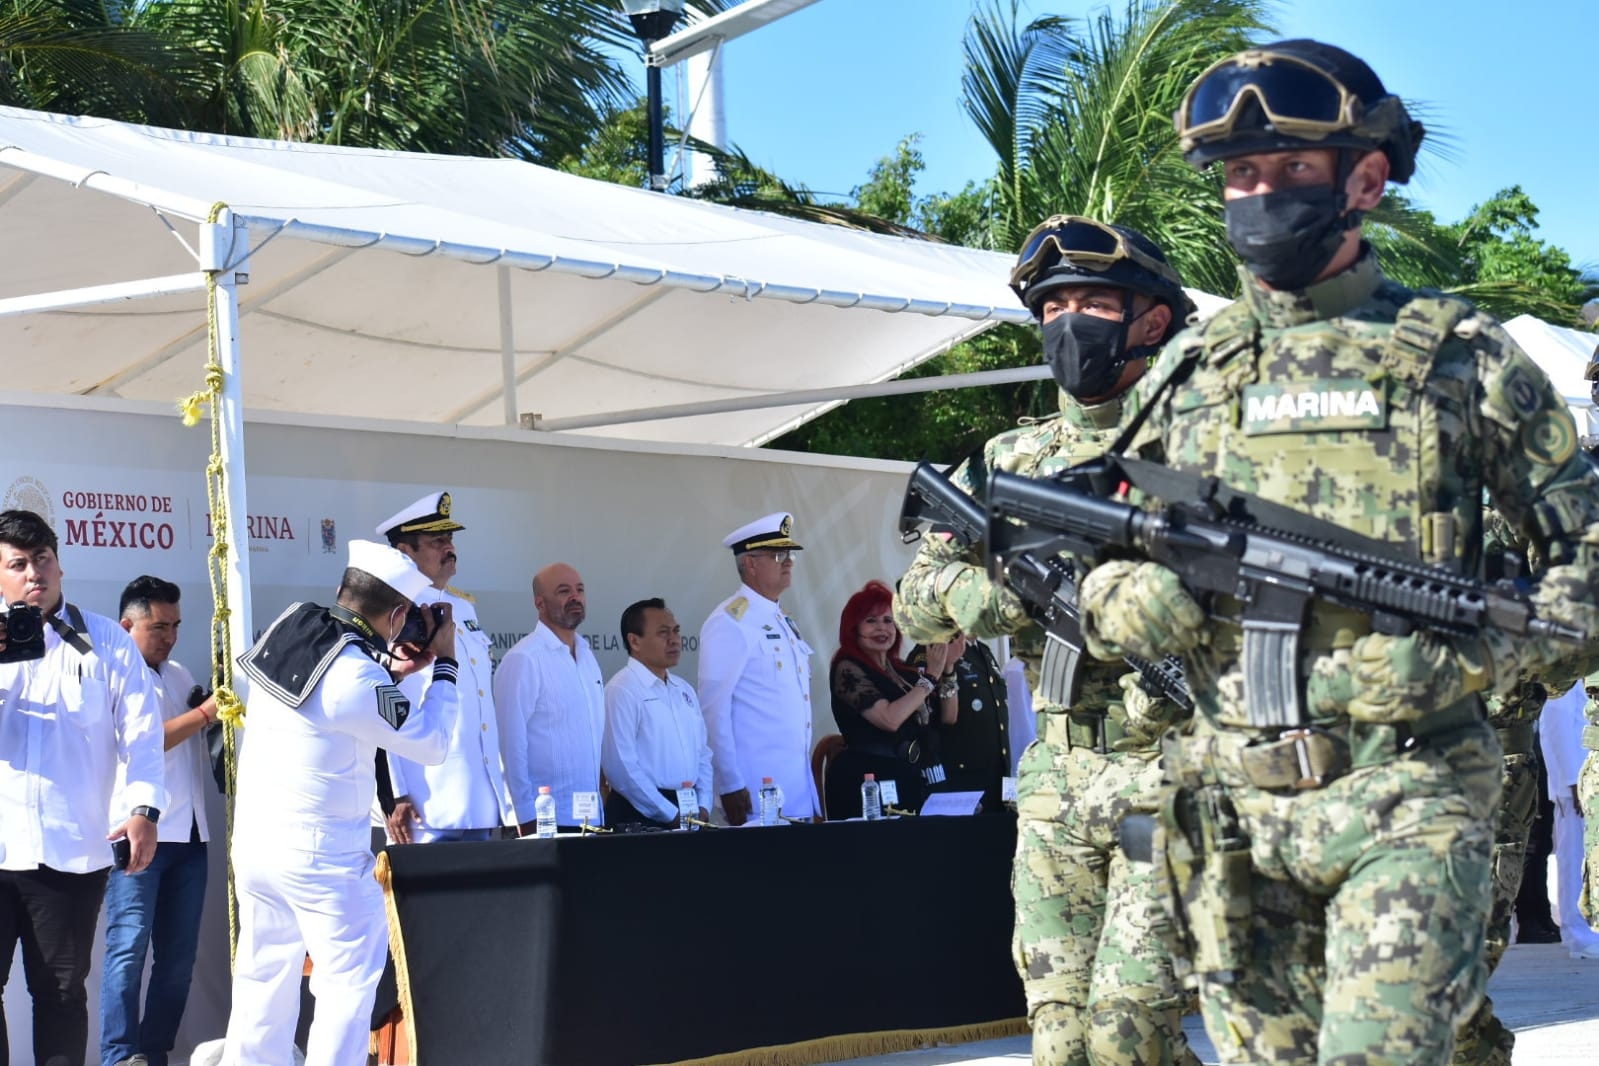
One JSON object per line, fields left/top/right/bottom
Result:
{"left": 1159, "top": 293, "right": 1483, "bottom": 728}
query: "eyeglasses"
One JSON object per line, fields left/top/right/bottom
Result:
{"left": 1009, "top": 215, "right": 1182, "bottom": 296}
{"left": 751, "top": 550, "right": 798, "bottom": 564}
{"left": 1177, "top": 50, "right": 1365, "bottom": 148}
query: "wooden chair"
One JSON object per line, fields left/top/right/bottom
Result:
{"left": 811, "top": 733, "right": 846, "bottom": 820}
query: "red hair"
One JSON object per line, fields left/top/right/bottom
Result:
{"left": 832, "top": 579, "right": 907, "bottom": 673}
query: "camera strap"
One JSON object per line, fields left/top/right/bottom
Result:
{"left": 47, "top": 603, "right": 94, "bottom": 657}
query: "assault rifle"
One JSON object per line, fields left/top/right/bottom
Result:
{"left": 899, "top": 462, "right": 1191, "bottom": 717}
{"left": 984, "top": 456, "right": 1588, "bottom": 728}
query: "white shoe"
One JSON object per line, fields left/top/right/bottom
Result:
{"left": 1570, "top": 944, "right": 1599, "bottom": 960}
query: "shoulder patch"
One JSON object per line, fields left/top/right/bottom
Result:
{"left": 444, "top": 584, "right": 476, "bottom": 604}
{"left": 376, "top": 684, "right": 411, "bottom": 731}
{"left": 725, "top": 596, "right": 748, "bottom": 620}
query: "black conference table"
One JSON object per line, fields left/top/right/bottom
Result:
{"left": 382, "top": 813, "right": 1025, "bottom": 1065}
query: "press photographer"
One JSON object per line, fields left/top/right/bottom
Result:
{"left": 0, "top": 509, "right": 165, "bottom": 1066}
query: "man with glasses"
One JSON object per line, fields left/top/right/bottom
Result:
{"left": 895, "top": 218, "right": 1199, "bottom": 1066}
{"left": 698, "top": 513, "right": 818, "bottom": 824}
{"left": 1074, "top": 39, "right": 1599, "bottom": 1063}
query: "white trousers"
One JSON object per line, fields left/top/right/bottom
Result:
{"left": 223, "top": 847, "right": 388, "bottom": 1066}
{"left": 1553, "top": 797, "right": 1599, "bottom": 952}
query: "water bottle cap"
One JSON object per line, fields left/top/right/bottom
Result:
{"left": 864, "top": 773, "right": 876, "bottom": 781}
{"left": 538, "top": 786, "right": 551, "bottom": 794}
{"left": 762, "top": 776, "right": 774, "bottom": 784}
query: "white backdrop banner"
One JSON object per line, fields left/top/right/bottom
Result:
{"left": 1, "top": 397, "right": 921, "bottom": 1063}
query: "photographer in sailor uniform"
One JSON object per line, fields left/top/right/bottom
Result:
{"left": 221, "top": 540, "right": 458, "bottom": 1066}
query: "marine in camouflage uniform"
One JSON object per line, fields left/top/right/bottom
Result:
{"left": 1452, "top": 511, "right": 1556, "bottom": 1066}
{"left": 895, "top": 216, "right": 1200, "bottom": 1066}
{"left": 1078, "top": 40, "right": 1599, "bottom": 1064}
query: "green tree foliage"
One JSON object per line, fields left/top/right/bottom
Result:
{"left": 0, "top": 0, "right": 637, "bottom": 164}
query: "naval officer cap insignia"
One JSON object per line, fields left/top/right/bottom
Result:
{"left": 723, "top": 512, "right": 803, "bottom": 555}
{"left": 347, "top": 539, "right": 432, "bottom": 605}
{"left": 376, "top": 491, "right": 466, "bottom": 541}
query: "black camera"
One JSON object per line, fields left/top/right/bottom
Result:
{"left": 0, "top": 602, "right": 46, "bottom": 664}
{"left": 395, "top": 603, "right": 448, "bottom": 649}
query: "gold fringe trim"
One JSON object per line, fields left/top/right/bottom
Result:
{"left": 651, "top": 1017, "right": 1028, "bottom": 1066}
{"left": 375, "top": 852, "right": 422, "bottom": 1063}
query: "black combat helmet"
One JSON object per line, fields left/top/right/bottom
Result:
{"left": 1009, "top": 215, "right": 1194, "bottom": 342}
{"left": 1176, "top": 39, "right": 1425, "bottom": 184}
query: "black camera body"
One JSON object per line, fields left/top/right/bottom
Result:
{"left": 395, "top": 602, "right": 448, "bottom": 649}
{"left": 0, "top": 602, "right": 46, "bottom": 664}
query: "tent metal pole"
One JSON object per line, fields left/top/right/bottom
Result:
{"left": 212, "top": 217, "right": 253, "bottom": 696}
{"left": 0, "top": 273, "right": 207, "bottom": 319}
{"left": 526, "top": 364, "right": 1052, "bottom": 432}
{"left": 497, "top": 266, "right": 518, "bottom": 426}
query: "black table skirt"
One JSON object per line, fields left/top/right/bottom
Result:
{"left": 382, "top": 814, "right": 1024, "bottom": 1065}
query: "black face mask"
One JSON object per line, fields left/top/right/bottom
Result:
{"left": 1042, "top": 309, "right": 1161, "bottom": 401}
{"left": 1224, "top": 185, "right": 1352, "bottom": 291}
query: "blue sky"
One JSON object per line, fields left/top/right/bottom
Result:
{"left": 640, "top": 0, "right": 1599, "bottom": 274}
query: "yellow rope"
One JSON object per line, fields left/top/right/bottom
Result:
{"left": 176, "top": 201, "right": 246, "bottom": 966}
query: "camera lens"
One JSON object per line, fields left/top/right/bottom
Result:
{"left": 7, "top": 604, "right": 41, "bottom": 643}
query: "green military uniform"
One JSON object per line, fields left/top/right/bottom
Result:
{"left": 1117, "top": 253, "right": 1599, "bottom": 1063}
{"left": 1453, "top": 511, "right": 1552, "bottom": 1066}
{"left": 896, "top": 392, "right": 1197, "bottom": 1066}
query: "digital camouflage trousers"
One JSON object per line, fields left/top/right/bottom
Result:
{"left": 1012, "top": 714, "right": 1199, "bottom": 1066}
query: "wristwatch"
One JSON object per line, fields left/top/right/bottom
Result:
{"left": 131, "top": 805, "right": 161, "bottom": 824}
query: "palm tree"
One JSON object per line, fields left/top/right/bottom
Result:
{"left": 2, "top": 0, "right": 641, "bottom": 165}
{"left": 962, "top": 0, "right": 1271, "bottom": 297}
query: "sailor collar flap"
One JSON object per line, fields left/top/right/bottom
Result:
{"left": 238, "top": 602, "right": 378, "bottom": 709}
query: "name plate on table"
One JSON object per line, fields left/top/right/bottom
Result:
{"left": 920, "top": 791, "right": 984, "bottom": 817}
{"left": 572, "top": 792, "right": 600, "bottom": 822}
{"left": 878, "top": 780, "right": 899, "bottom": 806}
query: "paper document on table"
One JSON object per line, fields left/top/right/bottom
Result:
{"left": 918, "top": 791, "right": 984, "bottom": 817}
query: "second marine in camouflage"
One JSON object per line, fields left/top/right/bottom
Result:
{"left": 896, "top": 215, "right": 1198, "bottom": 1066}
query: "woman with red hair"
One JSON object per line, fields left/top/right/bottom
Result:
{"left": 826, "top": 580, "right": 958, "bottom": 818}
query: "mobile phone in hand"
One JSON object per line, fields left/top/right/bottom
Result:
{"left": 112, "top": 836, "right": 131, "bottom": 871}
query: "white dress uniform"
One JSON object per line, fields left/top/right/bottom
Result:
{"left": 697, "top": 582, "right": 817, "bottom": 819}
{"left": 494, "top": 623, "right": 606, "bottom": 827}
{"left": 224, "top": 542, "right": 458, "bottom": 1066}
{"left": 389, "top": 586, "right": 515, "bottom": 840}
{"left": 1540, "top": 682, "right": 1599, "bottom": 957}
{"left": 601, "top": 657, "right": 715, "bottom": 824}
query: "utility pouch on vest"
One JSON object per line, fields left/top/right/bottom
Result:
{"left": 1582, "top": 724, "right": 1599, "bottom": 752}
{"left": 1157, "top": 785, "right": 1250, "bottom": 983}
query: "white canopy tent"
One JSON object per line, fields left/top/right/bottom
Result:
{"left": 1504, "top": 313, "right": 1599, "bottom": 435}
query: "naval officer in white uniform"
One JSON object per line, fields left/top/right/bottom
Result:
{"left": 696, "top": 512, "right": 818, "bottom": 825}
{"left": 378, "top": 492, "right": 515, "bottom": 843}
{"left": 223, "top": 541, "right": 458, "bottom": 1066}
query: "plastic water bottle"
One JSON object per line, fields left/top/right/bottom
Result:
{"left": 861, "top": 774, "right": 883, "bottom": 821}
{"left": 534, "top": 786, "right": 557, "bottom": 839}
{"left": 759, "top": 776, "right": 781, "bottom": 826}
{"left": 676, "top": 781, "right": 698, "bottom": 831}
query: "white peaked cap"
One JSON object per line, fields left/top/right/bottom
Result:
{"left": 346, "top": 539, "right": 431, "bottom": 604}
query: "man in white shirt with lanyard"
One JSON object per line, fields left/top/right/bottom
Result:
{"left": 0, "top": 509, "right": 164, "bottom": 1066}
{"left": 101, "top": 575, "right": 219, "bottom": 1066}
{"left": 495, "top": 563, "right": 606, "bottom": 831}
{"left": 378, "top": 492, "right": 515, "bottom": 843}
{"left": 602, "top": 598, "right": 713, "bottom": 829}
{"left": 697, "top": 512, "right": 818, "bottom": 825}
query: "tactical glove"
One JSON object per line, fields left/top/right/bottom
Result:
{"left": 1347, "top": 630, "right": 1494, "bottom": 724}
{"left": 1080, "top": 560, "right": 1205, "bottom": 663}
{"left": 1112, "top": 670, "right": 1186, "bottom": 752}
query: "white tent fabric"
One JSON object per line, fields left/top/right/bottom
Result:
{"left": 1503, "top": 314, "right": 1599, "bottom": 434}
{"left": 0, "top": 105, "right": 1038, "bottom": 446}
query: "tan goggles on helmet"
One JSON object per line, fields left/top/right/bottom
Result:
{"left": 1178, "top": 50, "right": 1365, "bottom": 145}
{"left": 1010, "top": 215, "right": 1179, "bottom": 292}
